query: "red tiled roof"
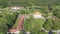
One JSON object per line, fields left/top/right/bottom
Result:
{"left": 17, "top": 15, "right": 24, "bottom": 30}
{"left": 8, "top": 15, "right": 25, "bottom": 32}
{"left": 9, "top": 29, "right": 19, "bottom": 32}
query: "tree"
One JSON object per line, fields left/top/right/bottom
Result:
{"left": 52, "top": 19, "right": 60, "bottom": 30}
{"left": 28, "top": 19, "right": 45, "bottom": 34}
{"left": 19, "top": 9, "right": 30, "bottom": 14}
{"left": 53, "top": 6, "right": 60, "bottom": 18}
{"left": 43, "top": 18, "right": 53, "bottom": 30}
{"left": 24, "top": 17, "right": 45, "bottom": 34}
{"left": 0, "top": 18, "right": 8, "bottom": 34}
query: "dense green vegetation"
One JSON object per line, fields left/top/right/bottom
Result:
{"left": 0, "top": 6, "right": 60, "bottom": 34}
{"left": 53, "top": 6, "right": 60, "bottom": 18}
{"left": 43, "top": 18, "right": 53, "bottom": 30}
{"left": 24, "top": 15, "right": 45, "bottom": 34}
{"left": 43, "top": 17, "right": 60, "bottom": 30}
{"left": 0, "top": 10, "right": 18, "bottom": 34}
{"left": 0, "top": 0, "right": 60, "bottom": 8}
{"left": 0, "top": 0, "right": 60, "bottom": 34}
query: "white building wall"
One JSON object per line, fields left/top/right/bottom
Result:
{"left": 33, "top": 14, "right": 43, "bottom": 18}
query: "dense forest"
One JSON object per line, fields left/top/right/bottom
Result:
{"left": 0, "top": 0, "right": 60, "bottom": 8}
